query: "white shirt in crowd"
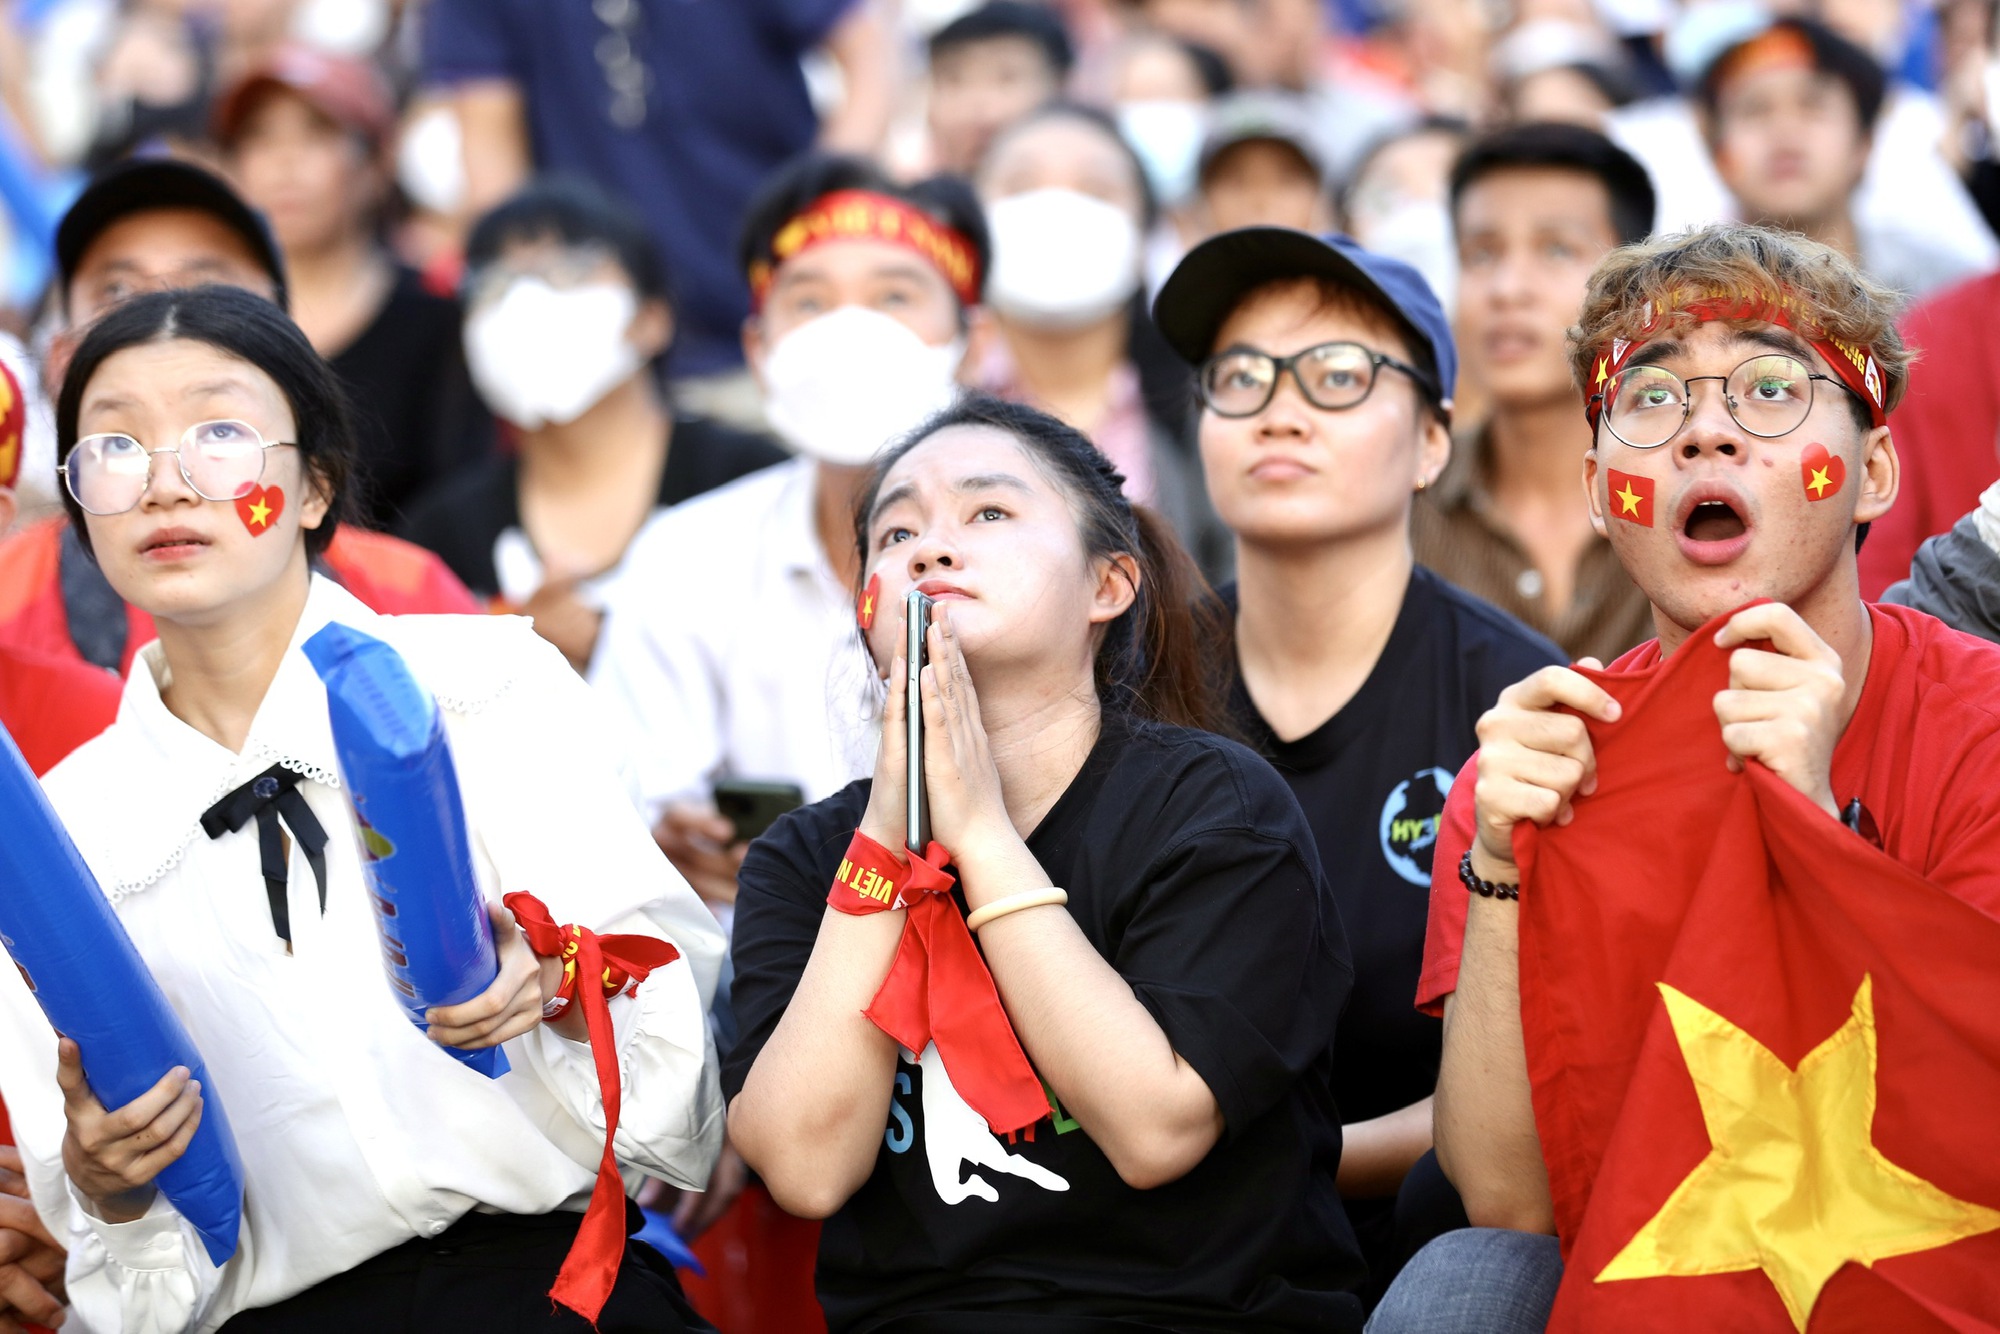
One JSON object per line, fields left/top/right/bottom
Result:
{"left": 1608, "top": 86, "right": 1997, "bottom": 301}
{"left": 0, "top": 576, "right": 725, "bottom": 1334}
{"left": 590, "top": 457, "right": 877, "bottom": 825}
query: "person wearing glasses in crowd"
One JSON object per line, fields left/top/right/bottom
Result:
{"left": 1378, "top": 223, "right": 2000, "bottom": 1330}
{"left": 0, "top": 158, "right": 481, "bottom": 686}
{"left": 1151, "top": 230, "right": 1561, "bottom": 1299}
{"left": 725, "top": 393, "right": 1370, "bottom": 1332}
{"left": 0, "top": 284, "right": 725, "bottom": 1332}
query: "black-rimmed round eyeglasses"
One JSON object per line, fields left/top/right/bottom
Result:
{"left": 1592, "top": 353, "right": 1864, "bottom": 450}
{"left": 1198, "top": 341, "right": 1435, "bottom": 418}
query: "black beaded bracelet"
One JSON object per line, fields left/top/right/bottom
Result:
{"left": 1458, "top": 849, "right": 1519, "bottom": 901}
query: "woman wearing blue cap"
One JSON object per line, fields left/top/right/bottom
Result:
{"left": 1152, "top": 229, "right": 1565, "bottom": 1300}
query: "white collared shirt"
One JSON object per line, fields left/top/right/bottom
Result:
{"left": 0, "top": 576, "right": 725, "bottom": 1334}
{"left": 589, "top": 457, "right": 877, "bottom": 823}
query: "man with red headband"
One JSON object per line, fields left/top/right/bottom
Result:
{"left": 1363, "top": 222, "right": 2000, "bottom": 1332}
{"left": 585, "top": 158, "right": 986, "bottom": 1304}
{"left": 593, "top": 154, "right": 989, "bottom": 909}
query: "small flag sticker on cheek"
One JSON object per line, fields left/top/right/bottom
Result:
{"left": 1607, "top": 469, "right": 1654, "bottom": 527}
{"left": 857, "top": 573, "right": 880, "bottom": 631}
{"left": 1800, "top": 443, "right": 1846, "bottom": 502}
{"left": 234, "top": 484, "right": 284, "bottom": 536}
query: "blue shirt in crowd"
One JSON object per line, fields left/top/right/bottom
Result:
{"left": 422, "top": 0, "right": 855, "bottom": 376}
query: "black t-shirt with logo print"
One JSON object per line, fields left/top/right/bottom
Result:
{"left": 723, "top": 712, "right": 1368, "bottom": 1333}
{"left": 1225, "top": 566, "right": 1563, "bottom": 1130}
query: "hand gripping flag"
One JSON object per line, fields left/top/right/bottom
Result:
{"left": 303, "top": 623, "right": 506, "bottom": 1078}
{"left": 0, "top": 722, "right": 245, "bottom": 1263}
{"left": 1515, "top": 607, "right": 2000, "bottom": 1332}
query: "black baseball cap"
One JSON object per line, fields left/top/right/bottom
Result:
{"left": 1153, "top": 226, "right": 1457, "bottom": 409}
{"left": 55, "top": 158, "right": 289, "bottom": 312}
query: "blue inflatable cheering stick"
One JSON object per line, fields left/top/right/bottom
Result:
{"left": 0, "top": 723, "right": 245, "bottom": 1265}
{"left": 303, "top": 623, "right": 508, "bottom": 1078}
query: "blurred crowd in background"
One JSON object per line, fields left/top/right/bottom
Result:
{"left": 0, "top": 0, "right": 1994, "bottom": 628}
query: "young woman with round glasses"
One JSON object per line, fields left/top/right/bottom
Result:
{"left": 0, "top": 284, "right": 725, "bottom": 1332}
{"left": 724, "top": 395, "right": 1371, "bottom": 1332}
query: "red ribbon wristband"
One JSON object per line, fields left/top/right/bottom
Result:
{"left": 826, "top": 832, "right": 1047, "bottom": 1135}
{"left": 504, "top": 892, "right": 683, "bottom": 1328}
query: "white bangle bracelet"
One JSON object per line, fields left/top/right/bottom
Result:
{"left": 964, "top": 887, "right": 1069, "bottom": 932}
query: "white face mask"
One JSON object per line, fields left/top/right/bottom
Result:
{"left": 983, "top": 188, "right": 1142, "bottom": 329}
{"left": 463, "top": 279, "right": 644, "bottom": 430}
{"left": 760, "top": 307, "right": 964, "bottom": 468}
{"left": 1116, "top": 101, "right": 1208, "bottom": 207}
{"left": 397, "top": 104, "right": 465, "bottom": 216}
{"left": 1356, "top": 199, "right": 1458, "bottom": 319}
{"left": 290, "top": 0, "right": 389, "bottom": 55}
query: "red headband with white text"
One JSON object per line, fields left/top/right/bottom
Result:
{"left": 1585, "top": 293, "right": 1887, "bottom": 433}
{"left": 746, "top": 189, "right": 982, "bottom": 311}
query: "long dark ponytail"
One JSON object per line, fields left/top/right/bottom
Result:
{"left": 854, "top": 394, "right": 1231, "bottom": 734}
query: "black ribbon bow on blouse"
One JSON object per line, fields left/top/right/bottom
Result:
{"left": 199, "top": 763, "right": 329, "bottom": 944}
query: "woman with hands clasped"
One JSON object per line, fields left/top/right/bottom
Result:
{"left": 0, "top": 285, "right": 724, "bottom": 1333}
{"left": 724, "top": 395, "right": 1371, "bottom": 1333}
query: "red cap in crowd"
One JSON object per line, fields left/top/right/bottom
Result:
{"left": 212, "top": 45, "right": 395, "bottom": 148}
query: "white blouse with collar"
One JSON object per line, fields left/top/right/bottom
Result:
{"left": 0, "top": 576, "right": 726, "bottom": 1334}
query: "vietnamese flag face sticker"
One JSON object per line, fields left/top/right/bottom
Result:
{"left": 1606, "top": 469, "right": 1655, "bottom": 527}
{"left": 234, "top": 484, "right": 284, "bottom": 536}
{"left": 1800, "top": 442, "right": 1846, "bottom": 502}
{"left": 857, "top": 573, "right": 880, "bottom": 631}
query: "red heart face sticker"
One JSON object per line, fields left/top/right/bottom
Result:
{"left": 856, "top": 573, "right": 880, "bottom": 631}
{"left": 234, "top": 484, "right": 285, "bottom": 535}
{"left": 1800, "top": 443, "right": 1845, "bottom": 503}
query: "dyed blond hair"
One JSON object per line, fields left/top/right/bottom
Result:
{"left": 1567, "top": 223, "right": 1912, "bottom": 418}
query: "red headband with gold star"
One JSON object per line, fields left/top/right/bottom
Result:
{"left": 1586, "top": 294, "right": 1887, "bottom": 434}
{"left": 747, "top": 190, "right": 982, "bottom": 312}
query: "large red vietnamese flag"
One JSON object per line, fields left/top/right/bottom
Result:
{"left": 1513, "top": 608, "right": 2000, "bottom": 1332}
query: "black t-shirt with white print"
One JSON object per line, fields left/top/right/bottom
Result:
{"left": 723, "top": 712, "right": 1368, "bottom": 1333}
{"left": 1225, "top": 566, "right": 1563, "bottom": 1127}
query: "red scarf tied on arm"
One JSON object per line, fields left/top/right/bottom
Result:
{"left": 828, "top": 832, "right": 1048, "bottom": 1135}
{"left": 503, "top": 892, "right": 682, "bottom": 1328}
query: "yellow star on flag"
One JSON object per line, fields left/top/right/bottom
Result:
{"left": 1595, "top": 356, "right": 1610, "bottom": 387}
{"left": 1597, "top": 976, "right": 2000, "bottom": 1331}
{"left": 1806, "top": 466, "right": 1834, "bottom": 500}
{"left": 247, "top": 497, "right": 272, "bottom": 528}
{"left": 860, "top": 591, "right": 874, "bottom": 619}
{"left": 1614, "top": 481, "right": 1643, "bottom": 516}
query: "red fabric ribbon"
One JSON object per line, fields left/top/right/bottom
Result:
{"left": 826, "top": 833, "right": 1048, "bottom": 1135}
{"left": 503, "top": 892, "right": 682, "bottom": 1328}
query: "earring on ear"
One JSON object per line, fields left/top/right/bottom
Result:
{"left": 1415, "top": 476, "right": 1430, "bottom": 493}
